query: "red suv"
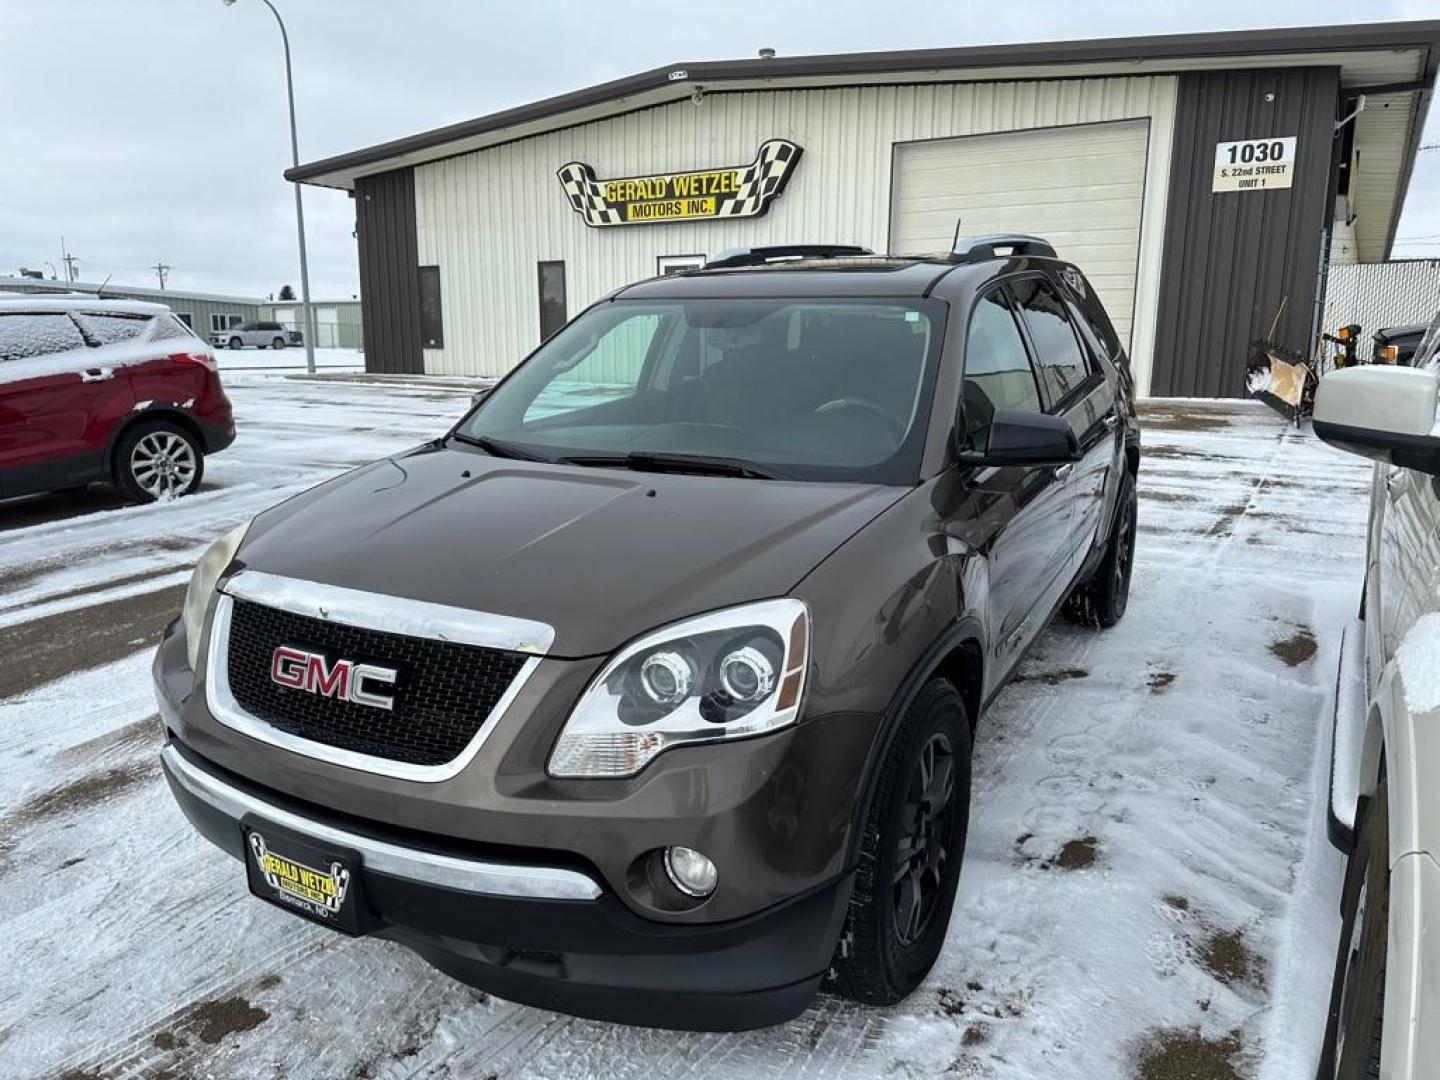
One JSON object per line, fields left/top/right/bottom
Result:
{"left": 0, "top": 296, "right": 235, "bottom": 503}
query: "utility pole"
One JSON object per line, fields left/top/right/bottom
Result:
{"left": 223, "top": 0, "right": 316, "bottom": 375}
{"left": 60, "top": 236, "right": 80, "bottom": 283}
{"left": 152, "top": 262, "right": 172, "bottom": 290}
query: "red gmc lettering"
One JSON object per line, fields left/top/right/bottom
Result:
{"left": 268, "top": 646, "right": 397, "bottom": 710}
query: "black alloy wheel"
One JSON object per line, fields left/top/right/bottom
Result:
{"left": 893, "top": 732, "right": 957, "bottom": 947}
{"left": 830, "top": 678, "right": 971, "bottom": 1006}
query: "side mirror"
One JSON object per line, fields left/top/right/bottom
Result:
{"left": 1313, "top": 366, "right": 1440, "bottom": 475}
{"left": 959, "top": 409, "right": 1081, "bottom": 467}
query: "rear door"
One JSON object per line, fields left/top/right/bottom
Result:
{"left": 0, "top": 312, "right": 133, "bottom": 493}
{"left": 1010, "top": 274, "right": 1117, "bottom": 575}
{"left": 955, "top": 286, "right": 1073, "bottom": 670}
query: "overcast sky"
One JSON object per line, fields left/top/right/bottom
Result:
{"left": 4, "top": 0, "right": 1440, "bottom": 300}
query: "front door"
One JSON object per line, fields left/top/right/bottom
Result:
{"left": 954, "top": 286, "right": 1074, "bottom": 676}
{"left": 1010, "top": 275, "right": 1117, "bottom": 571}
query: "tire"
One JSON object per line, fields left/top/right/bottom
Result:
{"left": 228, "top": 336, "right": 243, "bottom": 350}
{"left": 830, "top": 678, "right": 972, "bottom": 1005}
{"left": 272, "top": 337, "right": 285, "bottom": 349}
{"left": 113, "top": 421, "right": 204, "bottom": 504}
{"left": 1064, "top": 468, "right": 1137, "bottom": 628}
{"left": 1319, "top": 776, "right": 1388, "bottom": 1080}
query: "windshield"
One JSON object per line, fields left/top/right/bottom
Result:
{"left": 458, "top": 298, "right": 945, "bottom": 484}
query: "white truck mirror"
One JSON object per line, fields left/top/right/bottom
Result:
{"left": 1313, "top": 366, "right": 1440, "bottom": 474}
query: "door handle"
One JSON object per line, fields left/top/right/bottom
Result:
{"left": 1102, "top": 413, "right": 1120, "bottom": 429}
{"left": 1386, "top": 467, "right": 1408, "bottom": 499}
{"left": 80, "top": 367, "right": 114, "bottom": 383}
{"left": 1052, "top": 463, "right": 1075, "bottom": 480}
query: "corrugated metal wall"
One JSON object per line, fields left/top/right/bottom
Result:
{"left": 356, "top": 169, "right": 422, "bottom": 374}
{"left": 1321, "top": 260, "right": 1440, "bottom": 337}
{"left": 414, "top": 77, "right": 1178, "bottom": 381}
{"left": 1150, "top": 68, "right": 1340, "bottom": 398}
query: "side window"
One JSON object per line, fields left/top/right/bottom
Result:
{"left": 418, "top": 266, "right": 444, "bottom": 348}
{"left": 537, "top": 261, "right": 567, "bottom": 342}
{"left": 154, "top": 315, "right": 196, "bottom": 341}
{"left": 0, "top": 313, "right": 89, "bottom": 361}
{"left": 962, "top": 290, "right": 1042, "bottom": 453}
{"left": 73, "top": 312, "right": 149, "bottom": 345}
{"left": 1011, "top": 277, "right": 1092, "bottom": 406}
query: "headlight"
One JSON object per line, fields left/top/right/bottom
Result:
{"left": 548, "top": 599, "right": 809, "bottom": 778}
{"left": 183, "top": 521, "right": 250, "bottom": 670}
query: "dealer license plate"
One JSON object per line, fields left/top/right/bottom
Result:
{"left": 242, "top": 816, "right": 367, "bottom": 935}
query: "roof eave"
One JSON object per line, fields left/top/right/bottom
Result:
{"left": 287, "top": 20, "right": 1440, "bottom": 191}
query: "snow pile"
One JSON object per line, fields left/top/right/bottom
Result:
{"left": 0, "top": 312, "right": 211, "bottom": 385}
{"left": 1395, "top": 611, "right": 1440, "bottom": 713}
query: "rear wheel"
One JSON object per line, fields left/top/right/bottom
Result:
{"left": 114, "top": 421, "right": 204, "bottom": 503}
{"left": 830, "top": 678, "right": 971, "bottom": 1005}
{"left": 1320, "top": 776, "right": 1388, "bottom": 1080}
{"left": 1065, "top": 468, "right": 1137, "bottom": 628}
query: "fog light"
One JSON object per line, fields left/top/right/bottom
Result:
{"left": 663, "top": 846, "right": 718, "bottom": 897}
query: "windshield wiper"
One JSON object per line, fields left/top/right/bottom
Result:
{"left": 451, "top": 432, "right": 552, "bottom": 462}
{"left": 560, "top": 451, "right": 790, "bottom": 480}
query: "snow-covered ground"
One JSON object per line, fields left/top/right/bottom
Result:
{"left": 0, "top": 384, "right": 1368, "bottom": 1079}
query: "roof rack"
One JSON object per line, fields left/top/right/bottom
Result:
{"left": 704, "top": 244, "right": 874, "bottom": 269}
{"left": 950, "top": 234, "right": 1056, "bottom": 264}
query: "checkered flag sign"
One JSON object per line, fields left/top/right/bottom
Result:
{"left": 718, "top": 140, "right": 800, "bottom": 217}
{"left": 556, "top": 162, "right": 624, "bottom": 226}
{"left": 556, "top": 140, "right": 804, "bottom": 227}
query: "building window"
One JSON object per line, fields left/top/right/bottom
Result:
{"left": 657, "top": 254, "right": 705, "bottom": 275}
{"left": 418, "top": 265, "right": 443, "bottom": 348}
{"left": 173, "top": 312, "right": 194, "bottom": 329}
{"left": 537, "top": 261, "right": 567, "bottom": 342}
{"left": 210, "top": 313, "right": 241, "bottom": 332}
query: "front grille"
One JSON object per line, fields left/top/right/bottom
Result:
{"left": 225, "top": 598, "right": 529, "bottom": 767}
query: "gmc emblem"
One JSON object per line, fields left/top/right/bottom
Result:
{"left": 270, "top": 646, "right": 398, "bottom": 711}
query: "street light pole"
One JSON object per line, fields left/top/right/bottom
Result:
{"left": 226, "top": 0, "right": 316, "bottom": 374}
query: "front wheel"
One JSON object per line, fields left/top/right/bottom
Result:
{"left": 114, "top": 421, "right": 204, "bottom": 503}
{"left": 272, "top": 337, "right": 286, "bottom": 349}
{"left": 1319, "top": 777, "right": 1388, "bottom": 1079}
{"left": 1065, "top": 468, "right": 1137, "bottom": 628}
{"left": 830, "top": 678, "right": 971, "bottom": 1005}
{"left": 228, "top": 336, "right": 243, "bottom": 350}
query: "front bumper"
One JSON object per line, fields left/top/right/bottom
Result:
{"left": 160, "top": 738, "right": 851, "bottom": 1030}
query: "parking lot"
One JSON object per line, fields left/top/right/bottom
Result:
{"left": 0, "top": 375, "right": 1371, "bottom": 1079}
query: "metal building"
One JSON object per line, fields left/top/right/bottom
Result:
{"left": 288, "top": 22, "right": 1440, "bottom": 397}
{"left": 0, "top": 275, "right": 265, "bottom": 337}
{"left": 262, "top": 299, "right": 364, "bottom": 349}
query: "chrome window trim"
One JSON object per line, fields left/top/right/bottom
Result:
{"left": 222, "top": 569, "right": 555, "bottom": 655}
{"left": 161, "top": 744, "right": 602, "bottom": 901}
{"left": 206, "top": 573, "right": 552, "bottom": 783}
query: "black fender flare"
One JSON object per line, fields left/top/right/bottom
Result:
{"left": 842, "top": 613, "right": 987, "bottom": 867}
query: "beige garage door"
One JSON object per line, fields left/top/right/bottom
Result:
{"left": 890, "top": 119, "right": 1149, "bottom": 347}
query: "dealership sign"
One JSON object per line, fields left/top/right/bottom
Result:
{"left": 1213, "top": 136, "right": 1297, "bottom": 192}
{"left": 557, "top": 140, "right": 803, "bottom": 227}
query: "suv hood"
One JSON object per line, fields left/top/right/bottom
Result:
{"left": 236, "top": 442, "right": 903, "bottom": 657}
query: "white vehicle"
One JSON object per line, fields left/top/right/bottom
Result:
{"left": 210, "top": 320, "right": 302, "bottom": 350}
{"left": 1313, "top": 350, "right": 1440, "bottom": 1079}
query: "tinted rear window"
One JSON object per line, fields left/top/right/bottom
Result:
{"left": 74, "top": 312, "right": 150, "bottom": 345}
{"left": 0, "top": 313, "right": 88, "bottom": 360}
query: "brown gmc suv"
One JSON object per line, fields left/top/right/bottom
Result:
{"left": 156, "top": 237, "right": 1141, "bottom": 1030}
